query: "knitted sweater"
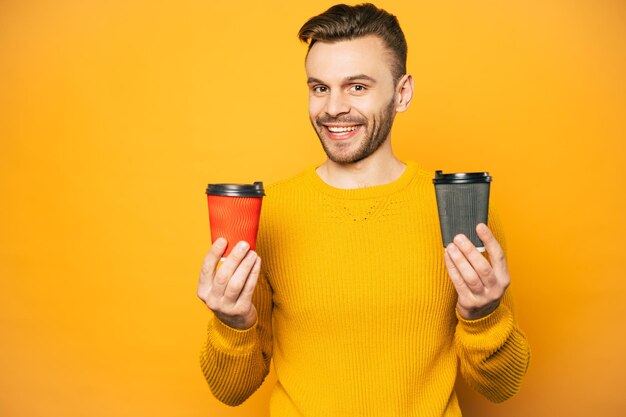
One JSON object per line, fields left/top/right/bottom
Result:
{"left": 200, "top": 161, "right": 530, "bottom": 416}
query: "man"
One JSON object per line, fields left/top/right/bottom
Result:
{"left": 197, "top": 3, "right": 530, "bottom": 416}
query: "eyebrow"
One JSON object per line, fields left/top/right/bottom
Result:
{"left": 307, "top": 74, "right": 378, "bottom": 84}
{"left": 346, "top": 74, "right": 377, "bottom": 83}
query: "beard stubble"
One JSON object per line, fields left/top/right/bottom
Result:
{"left": 312, "top": 97, "right": 397, "bottom": 164}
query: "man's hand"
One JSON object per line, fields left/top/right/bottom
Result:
{"left": 443, "top": 223, "right": 510, "bottom": 320}
{"left": 197, "top": 238, "right": 262, "bottom": 330}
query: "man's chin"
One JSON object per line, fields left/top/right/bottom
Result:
{"left": 325, "top": 148, "right": 370, "bottom": 164}
{"left": 321, "top": 140, "right": 358, "bottom": 163}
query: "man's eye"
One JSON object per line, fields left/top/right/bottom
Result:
{"left": 313, "top": 86, "right": 328, "bottom": 93}
{"left": 350, "top": 84, "right": 367, "bottom": 92}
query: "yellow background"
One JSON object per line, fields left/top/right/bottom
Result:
{"left": 1, "top": 0, "right": 625, "bottom": 416}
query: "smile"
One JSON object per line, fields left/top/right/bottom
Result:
{"left": 326, "top": 126, "right": 358, "bottom": 133}
{"left": 323, "top": 124, "right": 362, "bottom": 141}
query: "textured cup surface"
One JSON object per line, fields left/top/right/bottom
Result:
{"left": 206, "top": 182, "right": 264, "bottom": 258}
{"left": 433, "top": 171, "right": 491, "bottom": 250}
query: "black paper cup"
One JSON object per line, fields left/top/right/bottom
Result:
{"left": 433, "top": 171, "right": 491, "bottom": 251}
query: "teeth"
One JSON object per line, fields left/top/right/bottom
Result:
{"left": 327, "top": 126, "right": 357, "bottom": 133}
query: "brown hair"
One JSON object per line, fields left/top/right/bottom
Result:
{"left": 298, "top": 3, "right": 407, "bottom": 84}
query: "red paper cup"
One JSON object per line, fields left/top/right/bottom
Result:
{"left": 206, "top": 182, "right": 265, "bottom": 259}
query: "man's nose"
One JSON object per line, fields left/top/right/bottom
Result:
{"left": 325, "top": 91, "right": 350, "bottom": 117}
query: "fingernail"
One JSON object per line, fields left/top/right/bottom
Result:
{"left": 454, "top": 234, "right": 466, "bottom": 245}
{"left": 477, "top": 223, "right": 487, "bottom": 233}
{"left": 215, "top": 238, "right": 227, "bottom": 248}
{"left": 237, "top": 241, "right": 250, "bottom": 252}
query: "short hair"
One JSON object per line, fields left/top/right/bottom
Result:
{"left": 298, "top": 3, "right": 407, "bottom": 84}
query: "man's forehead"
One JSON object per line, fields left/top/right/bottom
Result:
{"left": 306, "top": 35, "right": 388, "bottom": 61}
{"left": 305, "top": 35, "right": 393, "bottom": 81}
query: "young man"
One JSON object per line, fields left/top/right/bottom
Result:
{"left": 197, "top": 4, "right": 530, "bottom": 416}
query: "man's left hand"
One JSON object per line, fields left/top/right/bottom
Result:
{"left": 443, "top": 223, "right": 510, "bottom": 320}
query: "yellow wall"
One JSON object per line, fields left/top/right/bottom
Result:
{"left": 1, "top": 1, "right": 624, "bottom": 416}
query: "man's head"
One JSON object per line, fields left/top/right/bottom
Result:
{"left": 298, "top": 3, "right": 413, "bottom": 164}
{"left": 298, "top": 3, "right": 407, "bottom": 85}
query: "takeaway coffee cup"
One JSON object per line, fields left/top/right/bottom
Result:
{"left": 433, "top": 171, "right": 491, "bottom": 252}
{"left": 206, "top": 182, "right": 265, "bottom": 260}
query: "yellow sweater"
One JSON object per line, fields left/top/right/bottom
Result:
{"left": 200, "top": 161, "right": 530, "bottom": 416}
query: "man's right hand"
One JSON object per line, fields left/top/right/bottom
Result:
{"left": 197, "top": 238, "right": 262, "bottom": 330}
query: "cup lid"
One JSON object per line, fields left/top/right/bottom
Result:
{"left": 432, "top": 170, "right": 491, "bottom": 184}
{"left": 206, "top": 181, "right": 265, "bottom": 197}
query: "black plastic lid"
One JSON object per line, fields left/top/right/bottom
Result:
{"left": 432, "top": 170, "right": 491, "bottom": 184}
{"left": 206, "top": 181, "right": 265, "bottom": 197}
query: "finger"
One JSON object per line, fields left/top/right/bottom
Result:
{"left": 199, "top": 238, "right": 228, "bottom": 283}
{"left": 446, "top": 241, "right": 485, "bottom": 294}
{"left": 211, "top": 241, "right": 250, "bottom": 297}
{"left": 453, "top": 234, "right": 498, "bottom": 288}
{"left": 223, "top": 251, "right": 258, "bottom": 303}
{"left": 476, "top": 223, "right": 507, "bottom": 275}
{"left": 238, "top": 256, "right": 261, "bottom": 306}
{"left": 444, "top": 248, "right": 472, "bottom": 297}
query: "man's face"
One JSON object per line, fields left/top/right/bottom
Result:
{"left": 305, "top": 35, "right": 399, "bottom": 164}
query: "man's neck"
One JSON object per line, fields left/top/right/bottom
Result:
{"left": 315, "top": 151, "right": 406, "bottom": 190}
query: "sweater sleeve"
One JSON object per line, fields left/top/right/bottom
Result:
{"left": 453, "top": 207, "right": 531, "bottom": 403}
{"left": 199, "top": 268, "right": 273, "bottom": 406}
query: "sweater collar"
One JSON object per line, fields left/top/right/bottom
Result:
{"left": 306, "top": 161, "right": 419, "bottom": 200}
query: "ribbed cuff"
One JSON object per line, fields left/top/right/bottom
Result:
{"left": 207, "top": 313, "right": 259, "bottom": 355}
{"left": 455, "top": 303, "right": 514, "bottom": 351}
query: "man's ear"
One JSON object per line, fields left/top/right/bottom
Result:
{"left": 395, "top": 74, "right": 414, "bottom": 113}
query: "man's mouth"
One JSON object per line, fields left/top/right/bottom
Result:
{"left": 323, "top": 124, "right": 362, "bottom": 140}
{"left": 327, "top": 126, "right": 358, "bottom": 133}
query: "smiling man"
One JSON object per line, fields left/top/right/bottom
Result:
{"left": 306, "top": 37, "right": 402, "bottom": 166}
{"left": 198, "top": 3, "right": 530, "bottom": 416}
